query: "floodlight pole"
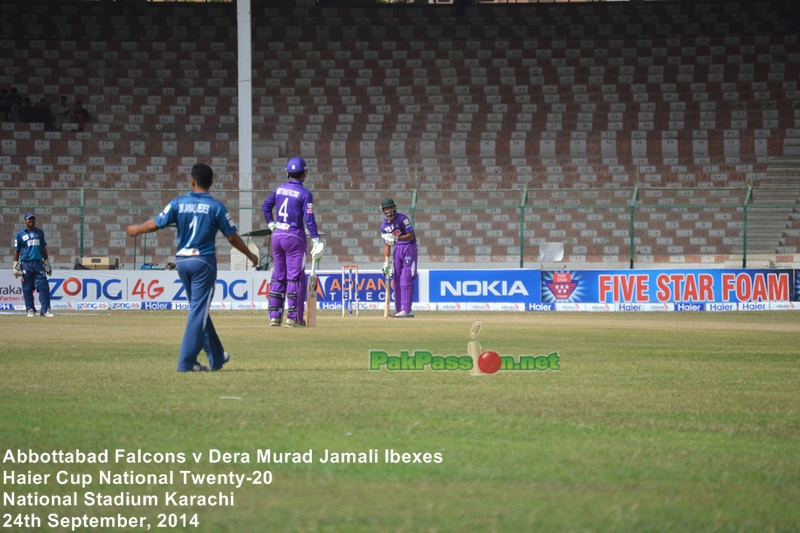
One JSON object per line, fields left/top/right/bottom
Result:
{"left": 237, "top": 0, "right": 253, "bottom": 237}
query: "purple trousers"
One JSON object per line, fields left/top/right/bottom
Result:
{"left": 269, "top": 231, "right": 307, "bottom": 322}
{"left": 393, "top": 243, "right": 418, "bottom": 314}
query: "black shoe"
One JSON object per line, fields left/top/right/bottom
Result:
{"left": 211, "top": 352, "right": 230, "bottom": 371}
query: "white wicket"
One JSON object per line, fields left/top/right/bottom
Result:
{"left": 341, "top": 264, "right": 359, "bottom": 317}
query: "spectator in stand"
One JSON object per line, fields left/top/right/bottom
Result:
{"left": 0, "top": 90, "right": 9, "bottom": 121}
{"left": 34, "top": 98, "right": 54, "bottom": 130}
{"left": 7, "top": 87, "right": 22, "bottom": 122}
{"left": 52, "top": 95, "right": 71, "bottom": 131}
{"left": 19, "top": 97, "right": 35, "bottom": 123}
{"left": 69, "top": 101, "right": 90, "bottom": 132}
{"left": 787, "top": 0, "right": 800, "bottom": 34}
{"left": 453, "top": 0, "right": 471, "bottom": 17}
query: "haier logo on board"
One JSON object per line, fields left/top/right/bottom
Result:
{"left": 142, "top": 302, "right": 172, "bottom": 310}
{"left": 740, "top": 302, "right": 768, "bottom": 311}
{"left": 440, "top": 280, "right": 529, "bottom": 298}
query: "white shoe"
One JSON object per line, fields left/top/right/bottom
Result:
{"left": 190, "top": 363, "right": 209, "bottom": 372}
{"left": 394, "top": 311, "right": 407, "bottom": 318}
{"left": 27, "top": 310, "right": 35, "bottom": 318}
{"left": 43, "top": 310, "right": 54, "bottom": 317}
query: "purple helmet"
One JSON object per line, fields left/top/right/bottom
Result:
{"left": 286, "top": 157, "right": 307, "bottom": 175}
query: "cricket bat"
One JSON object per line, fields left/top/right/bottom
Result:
{"left": 383, "top": 243, "right": 394, "bottom": 318}
{"left": 305, "top": 257, "right": 319, "bottom": 327}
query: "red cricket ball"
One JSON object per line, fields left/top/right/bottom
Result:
{"left": 478, "top": 350, "right": 502, "bottom": 374}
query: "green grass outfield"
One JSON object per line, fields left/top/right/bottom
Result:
{"left": 2, "top": 310, "right": 799, "bottom": 532}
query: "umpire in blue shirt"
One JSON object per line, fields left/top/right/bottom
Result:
{"left": 13, "top": 212, "right": 53, "bottom": 317}
{"left": 127, "top": 163, "right": 259, "bottom": 372}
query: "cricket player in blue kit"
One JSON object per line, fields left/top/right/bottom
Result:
{"left": 262, "top": 157, "right": 324, "bottom": 327}
{"left": 13, "top": 212, "right": 53, "bottom": 317}
{"left": 127, "top": 163, "right": 258, "bottom": 372}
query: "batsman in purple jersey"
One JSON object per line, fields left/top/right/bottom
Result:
{"left": 380, "top": 197, "right": 418, "bottom": 318}
{"left": 262, "top": 157, "right": 324, "bottom": 327}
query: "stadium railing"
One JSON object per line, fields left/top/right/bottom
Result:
{"left": 1, "top": 175, "right": 798, "bottom": 271}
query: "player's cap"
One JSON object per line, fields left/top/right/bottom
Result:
{"left": 24, "top": 212, "right": 36, "bottom": 219}
{"left": 286, "top": 157, "right": 307, "bottom": 174}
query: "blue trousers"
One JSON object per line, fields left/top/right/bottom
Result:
{"left": 176, "top": 256, "right": 225, "bottom": 371}
{"left": 21, "top": 260, "right": 51, "bottom": 314}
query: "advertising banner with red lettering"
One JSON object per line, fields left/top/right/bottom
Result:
{"left": 541, "top": 269, "right": 796, "bottom": 311}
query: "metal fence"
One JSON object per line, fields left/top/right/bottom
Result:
{"left": 3, "top": 183, "right": 799, "bottom": 272}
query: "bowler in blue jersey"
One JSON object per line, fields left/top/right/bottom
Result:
{"left": 127, "top": 163, "right": 258, "bottom": 372}
{"left": 13, "top": 212, "right": 53, "bottom": 317}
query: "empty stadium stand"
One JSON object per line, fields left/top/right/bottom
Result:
{"left": 1, "top": 0, "right": 799, "bottom": 268}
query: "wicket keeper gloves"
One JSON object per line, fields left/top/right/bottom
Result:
{"left": 43, "top": 259, "right": 52, "bottom": 276}
{"left": 311, "top": 239, "right": 324, "bottom": 259}
{"left": 12, "top": 261, "right": 23, "bottom": 278}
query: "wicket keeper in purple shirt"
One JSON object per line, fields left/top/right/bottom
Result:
{"left": 380, "top": 197, "right": 417, "bottom": 318}
{"left": 262, "top": 157, "right": 324, "bottom": 327}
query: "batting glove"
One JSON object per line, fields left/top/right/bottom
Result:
{"left": 12, "top": 261, "right": 23, "bottom": 278}
{"left": 43, "top": 259, "right": 52, "bottom": 276}
{"left": 382, "top": 233, "right": 398, "bottom": 244}
{"left": 311, "top": 239, "right": 324, "bottom": 259}
{"left": 268, "top": 222, "right": 277, "bottom": 233}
